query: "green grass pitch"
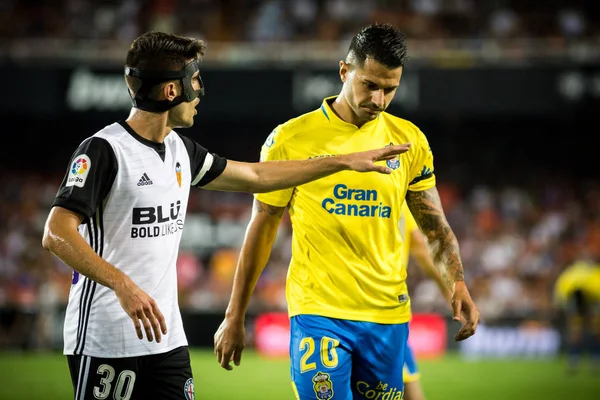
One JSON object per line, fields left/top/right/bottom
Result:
{"left": 0, "top": 349, "right": 598, "bottom": 399}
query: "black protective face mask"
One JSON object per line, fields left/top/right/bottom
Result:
{"left": 124, "top": 59, "right": 205, "bottom": 113}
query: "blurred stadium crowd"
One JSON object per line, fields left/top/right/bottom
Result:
{"left": 1, "top": 0, "right": 597, "bottom": 42}
{"left": 1, "top": 170, "right": 598, "bottom": 350}
{"left": 1, "top": 0, "right": 598, "bottom": 352}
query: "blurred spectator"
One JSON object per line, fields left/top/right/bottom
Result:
{"left": 1, "top": 167, "right": 598, "bottom": 348}
{"left": 557, "top": 9, "right": 586, "bottom": 39}
{"left": 247, "top": 0, "right": 293, "bottom": 42}
{"left": 2, "top": 0, "right": 599, "bottom": 43}
{"left": 1, "top": 0, "right": 599, "bottom": 350}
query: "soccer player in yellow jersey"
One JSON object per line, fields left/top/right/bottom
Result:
{"left": 554, "top": 258, "right": 600, "bottom": 373}
{"left": 399, "top": 202, "right": 452, "bottom": 400}
{"left": 214, "top": 23, "right": 480, "bottom": 399}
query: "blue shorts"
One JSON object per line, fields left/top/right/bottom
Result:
{"left": 290, "top": 314, "right": 409, "bottom": 400}
{"left": 403, "top": 343, "right": 420, "bottom": 382}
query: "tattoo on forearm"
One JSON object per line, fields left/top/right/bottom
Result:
{"left": 406, "top": 188, "right": 465, "bottom": 289}
{"left": 254, "top": 200, "right": 286, "bottom": 217}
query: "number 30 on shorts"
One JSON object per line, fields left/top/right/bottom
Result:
{"left": 299, "top": 336, "right": 340, "bottom": 373}
{"left": 94, "top": 364, "right": 136, "bottom": 400}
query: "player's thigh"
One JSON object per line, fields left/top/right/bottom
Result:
{"left": 142, "top": 346, "right": 194, "bottom": 400}
{"left": 351, "top": 322, "right": 409, "bottom": 400}
{"left": 67, "top": 354, "right": 141, "bottom": 400}
{"left": 290, "top": 315, "right": 355, "bottom": 400}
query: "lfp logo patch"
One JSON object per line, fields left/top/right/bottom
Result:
{"left": 183, "top": 377, "right": 194, "bottom": 400}
{"left": 66, "top": 154, "right": 91, "bottom": 188}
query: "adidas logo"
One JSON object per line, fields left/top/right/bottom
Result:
{"left": 137, "top": 173, "right": 153, "bottom": 186}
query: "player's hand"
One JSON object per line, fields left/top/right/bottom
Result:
{"left": 342, "top": 143, "right": 411, "bottom": 174}
{"left": 451, "top": 281, "right": 480, "bottom": 341}
{"left": 214, "top": 317, "right": 246, "bottom": 371}
{"left": 114, "top": 278, "right": 167, "bottom": 343}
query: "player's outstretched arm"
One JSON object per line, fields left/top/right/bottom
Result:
{"left": 409, "top": 228, "right": 453, "bottom": 306}
{"left": 202, "top": 143, "right": 410, "bottom": 193}
{"left": 406, "top": 187, "right": 480, "bottom": 341}
{"left": 214, "top": 199, "right": 286, "bottom": 370}
{"left": 42, "top": 206, "right": 167, "bottom": 343}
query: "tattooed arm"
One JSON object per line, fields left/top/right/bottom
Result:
{"left": 214, "top": 199, "right": 286, "bottom": 370}
{"left": 405, "top": 187, "right": 464, "bottom": 290}
{"left": 406, "top": 187, "right": 480, "bottom": 341}
{"left": 408, "top": 227, "right": 453, "bottom": 306}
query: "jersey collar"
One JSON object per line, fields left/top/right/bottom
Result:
{"left": 320, "top": 96, "right": 380, "bottom": 131}
{"left": 119, "top": 120, "right": 167, "bottom": 161}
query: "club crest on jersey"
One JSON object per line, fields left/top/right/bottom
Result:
{"left": 183, "top": 377, "right": 194, "bottom": 400}
{"left": 66, "top": 154, "right": 91, "bottom": 188}
{"left": 385, "top": 142, "right": 400, "bottom": 170}
{"left": 312, "top": 372, "right": 334, "bottom": 400}
{"left": 264, "top": 130, "right": 276, "bottom": 148}
{"left": 176, "top": 162, "right": 182, "bottom": 187}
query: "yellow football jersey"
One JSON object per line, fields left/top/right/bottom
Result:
{"left": 399, "top": 202, "right": 419, "bottom": 269}
{"left": 256, "top": 96, "right": 436, "bottom": 324}
{"left": 554, "top": 260, "right": 600, "bottom": 306}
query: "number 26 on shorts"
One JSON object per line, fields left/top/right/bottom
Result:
{"left": 299, "top": 336, "right": 340, "bottom": 373}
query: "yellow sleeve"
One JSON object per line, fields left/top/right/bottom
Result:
{"left": 583, "top": 266, "right": 600, "bottom": 301}
{"left": 553, "top": 276, "right": 567, "bottom": 307}
{"left": 404, "top": 203, "right": 418, "bottom": 233}
{"left": 553, "top": 265, "right": 577, "bottom": 307}
{"left": 408, "top": 127, "right": 436, "bottom": 191}
{"left": 254, "top": 128, "right": 295, "bottom": 207}
{"left": 399, "top": 202, "right": 418, "bottom": 267}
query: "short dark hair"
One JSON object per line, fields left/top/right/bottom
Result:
{"left": 347, "top": 23, "right": 408, "bottom": 69}
{"left": 125, "top": 31, "right": 205, "bottom": 71}
{"left": 125, "top": 31, "right": 206, "bottom": 97}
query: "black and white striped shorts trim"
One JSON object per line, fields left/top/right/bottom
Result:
{"left": 75, "top": 355, "right": 92, "bottom": 400}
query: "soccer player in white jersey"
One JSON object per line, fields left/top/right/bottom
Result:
{"left": 41, "top": 31, "right": 410, "bottom": 400}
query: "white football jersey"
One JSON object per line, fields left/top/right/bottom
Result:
{"left": 53, "top": 121, "right": 226, "bottom": 358}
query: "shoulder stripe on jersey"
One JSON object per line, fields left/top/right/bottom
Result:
{"left": 409, "top": 172, "right": 433, "bottom": 186}
{"left": 74, "top": 203, "right": 103, "bottom": 355}
{"left": 75, "top": 355, "right": 91, "bottom": 400}
{"left": 191, "top": 153, "right": 214, "bottom": 186}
